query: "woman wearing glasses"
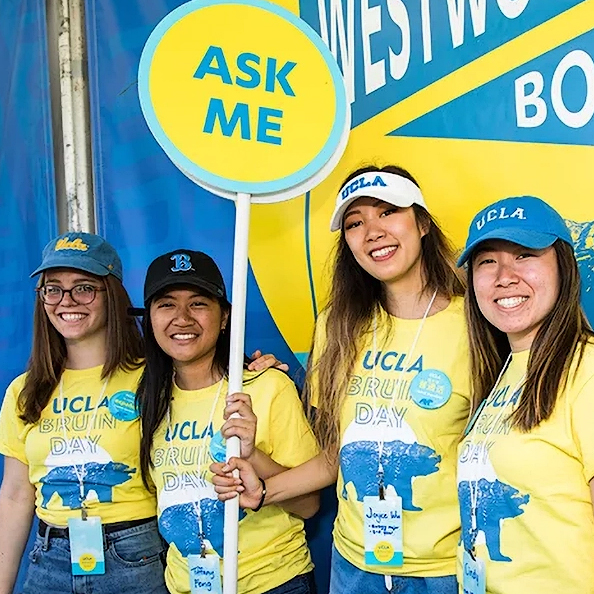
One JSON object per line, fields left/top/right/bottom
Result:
{"left": 0, "top": 232, "right": 169, "bottom": 594}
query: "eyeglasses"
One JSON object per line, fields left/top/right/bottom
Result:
{"left": 36, "top": 284, "right": 106, "bottom": 305}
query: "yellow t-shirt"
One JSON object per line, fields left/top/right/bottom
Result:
{"left": 0, "top": 365, "right": 156, "bottom": 526}
{"left": 150, "top": 368, "right": 318, "bottom": 594}
{"left": 311, "top": 296, "right": 471, "bottom": 576}
{"left": 457, "top": 344, "right": 594, "bottom": 594}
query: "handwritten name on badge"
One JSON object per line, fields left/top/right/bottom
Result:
{"left": 365, "top": 507, "right": 401, "bottom": 536}
{"left": 363, "top": 495, "right": 403, "bottom": 567}
{"left": 462, "top": 550, "right": 486, "bottom": 594}
{"left": 188, "top": 554, "right": 222, "bottom": 594}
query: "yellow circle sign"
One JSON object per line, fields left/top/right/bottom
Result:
{"left": 139, "top": 0, "right": 348, "bottom": 197}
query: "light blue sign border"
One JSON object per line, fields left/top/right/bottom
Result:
{"left": 138, "top": 0, "right": 348, "bottom": 195}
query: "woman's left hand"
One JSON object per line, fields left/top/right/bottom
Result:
{"left": 221, "top": 392, "right": 257, "bottom": 460}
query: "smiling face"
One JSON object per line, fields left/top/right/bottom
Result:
{"left": 343, "top": 197, "right": 427, "bottom": 287}
{"left": 42, "top": 269, "right": 108, "bottom": 346}
{"left": 149, "top": 287, "right": 228, "bottom": 370}
{"left": 471, "top": 239, "right": 560, "bottom": 352}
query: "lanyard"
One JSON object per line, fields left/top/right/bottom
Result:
{"left": 465, "top": 354, "right": 525, "bottom": 542}
{"left": 372, "top": 290, "right": 437, "bottom": 498}
{"left": 58, "top": 376, "right": 109, "bottom": 518}
{"left": 166, "top": 378, "right": 225, "bottom": 556}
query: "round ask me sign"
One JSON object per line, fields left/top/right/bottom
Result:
{"left": 138, "top": 0, "right": 349, "bottom": 200}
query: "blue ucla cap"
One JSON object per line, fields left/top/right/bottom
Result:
{"left": 457, "top": 196, "right": 573, "bottom": 267}
{"left": 31, "top": 232, "right": 123, "bottom": 281}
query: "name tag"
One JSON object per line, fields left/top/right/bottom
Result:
{"left": 68, "top": 517, "right": 105, "bottom": 576}
{"left": 462, "top": 550, "right": 486, "bottom": 594}
{"left": 363, "top": 495, "right": 403, "bottom": 567}
{"left": 188, "top": 554, "right": 222, "bottom": 594}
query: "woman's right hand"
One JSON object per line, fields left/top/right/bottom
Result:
{"left": 247, "top": 350, "right": 289, "bottom": 372}
{"left": 210, "top": 458, "right": 264, "bottom": 510}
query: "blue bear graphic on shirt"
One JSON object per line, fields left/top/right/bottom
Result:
{"left": 458, "top": 478, "right": 529, "bottom": 562}
{"left": 159, "top": 499, "right": 247, "bottom": 557}
{"left": 340, "top": 439, "right": 441, "bottom": 511}
{"left": 39, "top": 462, "right": 135, "bottom": 508}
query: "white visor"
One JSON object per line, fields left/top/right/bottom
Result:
{"left": 330, "top": 172, "right": 428, "bottom": 231}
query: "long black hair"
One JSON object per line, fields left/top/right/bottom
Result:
{"left": 137, "top": 290, "right": 232, "bottom": 488}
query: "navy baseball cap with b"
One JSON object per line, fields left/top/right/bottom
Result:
{"left": 31, "top": 232, "right": 123, "bottom": 281}
{"left": 143, "top": 250, "right": 228, "bottom": 306}
{"left": 457, "top": 196, "right": 573, "bottom": 267}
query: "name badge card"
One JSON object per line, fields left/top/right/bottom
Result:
{"left": 462, "top": 550, "right": 486, "bottom": 594}
{"left": 363, "top": 495, "right": 403, "bottom": 567}
{"left": 188, "top": 554, "right": 222, "bottom": 594}
{"left": 68, "top": 517, "right": 105, "bottom": 575}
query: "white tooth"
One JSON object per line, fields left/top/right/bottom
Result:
{"left": 173, "top": 333, "right": 196, "bottom": 340}
{"left": 497, "top": 297, "right": 527, "bottom": 309}
{"left": 372, "top": 246, "right": 396, "bottom": 258}
{"left": 61, "top": 313, "right": 85, "bottom": 321}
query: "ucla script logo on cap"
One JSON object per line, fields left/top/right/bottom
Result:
{"left": 55, "top": 237, "right": 90, "bottom": 252}
{"left": 30, "top": 232, "right": 123, "bottom": 281}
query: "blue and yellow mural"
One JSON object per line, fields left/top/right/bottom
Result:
{"left": 2, "top": 0, "right": 594, "bottom": 590}
{"left": 82, "top": 2, "right": 594, "bottom": 589}
{"left": 249, "top": 0, "right": 594, "bottom": 361}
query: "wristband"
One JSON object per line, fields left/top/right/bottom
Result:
{"left": 253, "top": 478, "right": 267, "bottom": 512}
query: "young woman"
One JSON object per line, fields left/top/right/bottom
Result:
{"left": 0, "top": 232, "right": 168, "bottom": 594}
{"left": 457, "top": 195, "right": 594, "bottom": 594}
{"left": 214, "top": 165, "right": 471, "bottom": 594}
{"left": 136, "top": 249, "right": 320, "bottom": 594}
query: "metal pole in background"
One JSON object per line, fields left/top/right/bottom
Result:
{"left": 49, "top": 0, "right": 95, "bottom": 232}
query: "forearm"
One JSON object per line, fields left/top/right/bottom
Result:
{"left": 247, "top": 448, "right": 289, "bottom": 481}
{"left": 245, "top": 449, "right": 320, "bottom": 518}
{"left": 0, "top": 493, "right": 35, "bottom": 594}
{"left": 263, "top": 452, "right": 337, "bottom": 506}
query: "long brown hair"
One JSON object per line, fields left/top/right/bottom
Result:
{"left": 304, "top": 164, "right": 465, "bottom": 461}
{"left": 466, "top": 239, "right": 593, "bottom": 430}
{"left": 18, "top": 272, "right": 143, "bottom": 424}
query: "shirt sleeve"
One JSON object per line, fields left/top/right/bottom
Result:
{"left": 0, "top": 376, "right": 29, "bottom": 464}
{"left": 570, "top": 373, "right": 594, "bottom": 483}
{"left": 267, "top": 375, "right": 320, "bottom": 469}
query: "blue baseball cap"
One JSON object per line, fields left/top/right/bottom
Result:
{"left": 457, "top": 196, "right": 573, "bottom": 267}
{"left": 31, "top": 232, "right": 123, "bottom": 281}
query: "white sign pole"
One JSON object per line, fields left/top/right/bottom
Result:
{"left": 138, "top": 6, "right": 350, "bottom": 593}
{"left": 223, "top": 191, "right": 251, "bottom": 594}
